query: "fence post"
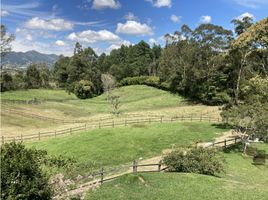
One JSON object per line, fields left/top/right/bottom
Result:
{"left": 85, "top": 123, "right": 87, "bottom": 130}
{"left": 70, "top": 128, "right": 72, "bottom": 135}
{"left": 125, "top": 119, "right": 127, "bottom": 126}
{"left": 200, "top": 114, "right": 202, "bottom": 122}
{"left": 158, "top": 160, "right": 162, "bottom": 172}
{"left": 224, "top": 139, "right": 227, "bottom": 148}
{"left": 149, "top": 118, "right": 151, "bottom": 123}
{"left": 21, "top": 134, "right": 23, "bottom": 142}
{"left": 181, "top": 115, "right": 184, "bottom": 121}
{"left": 38, "top": 132, "right": 41, "bottom": 140}
{"left": 2, "top": 136, "right": 4, "bottom": 144}
{"left": 133, "top": 160, "right": 137, "bottom": 173}
{"left": 100, "top": 167, "right": 104, "bottom": 184}
{"left": 191, "top": 114, "right": 193, "bottom": 122}
{"left": 55, "top": 131, "right": 57, "bottom": 137}
{"left": 235, "top": 137, "right": 237, "bottom": 144}
{"left": 99, "top": 122, "right": 101, "bottom": 129}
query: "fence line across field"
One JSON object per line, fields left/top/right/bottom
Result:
{"left": 1, "top": 114, "right": 227, "bottom": 144}
{"left": 1, "top": 105, "right": 220, "bottom": 124}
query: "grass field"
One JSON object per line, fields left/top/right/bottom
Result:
{"left": 1, "top": 89, "right": 77, "bottom": 101}
{"left": 1, "top": 85, "right": 221, "bottom": 137}
{"left": 86, "top": 150, "right": 268, "bottom": 200}
{"left": 28, "top": 122, "right": 228, "bottom": 176}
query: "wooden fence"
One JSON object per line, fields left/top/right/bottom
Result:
{"left": 55, "top": 136, "right": 240, "bottom": 199}
{"left": 1, "top": 115, "right": 226, "bottom": 144}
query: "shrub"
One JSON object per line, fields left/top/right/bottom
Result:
{"left": 119, "top": 76, "right": 160, "bottom": 88}
{"left": 73, "top": 80, "right": 95, "bottom": 99}
{"left": 1, "top": 142, "right": 52, "bottom": 200}
{"left": 163, "top": 147, "right": 225, "bottom": 176}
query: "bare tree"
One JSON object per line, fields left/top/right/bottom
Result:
{"left": 109, "top": 95, "right": 121, "bottom": 116}
{"left": 101, "top": 73, "right": 116, "bottom": 100}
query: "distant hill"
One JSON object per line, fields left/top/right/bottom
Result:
{"left": 1, "top": 50, "right": 59, "bottom": 69}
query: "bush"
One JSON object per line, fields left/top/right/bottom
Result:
{"left": 73, "top": 80, "right": 95, "bottom": 99}
{"left": 163, "top": 147, "right": 225, "bottom": 176}
{"left": 119, "top": 76, "right": 160, "bottom": 88}
{"left": 1, "top": 142, "right": 52, "bottom": 200}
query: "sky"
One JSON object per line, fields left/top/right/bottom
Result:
{"left": 1, "top": 0, "right": 268, "bottom": 56}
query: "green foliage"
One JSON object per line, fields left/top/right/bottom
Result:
{"left": 119, "top": 76, "right": 160, "bottom": 88}
{"left": 222, "top": 76, "right": 268, "bottom": 141}
{"left": 231, "top": 16, "right": 253, "bottom": 35}
{"left": 73, "top": 80, "right": 95, "bottom": 99}
{"left": 1, "top": 142, "right": 52, "bottom": 200}
{"left": 158, "top": 24, "right": 233, "bottom": 104}
{"left": 163, "top": 147, "right": 225, "bottom": 176}
{"left": 0, "top": 72, "right": 13, "bottom": 92}
{"left": 0, "top": 24, "right": 15, "bottom": 58}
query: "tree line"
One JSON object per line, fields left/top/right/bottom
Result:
{"left": 1, "top": 17, "right": 267, "bottom": 105}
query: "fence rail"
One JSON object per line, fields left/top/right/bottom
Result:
{"left": 1, "top": 115, "right": 226, "bottom": 144}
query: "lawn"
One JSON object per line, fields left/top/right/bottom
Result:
{"left": 86, "top": 150, "right": 268, "bottom": 200}
{"left": 1, "top": 89, "right": 77, "bottom": 101}
{"left": 22, "top": 85, "right": 187, "bottom": 116}
{"left": 2, "top": 85, "right": 220, "bottom": 137}
{"left": 28, "top": 122, "right": 227, "bottom": 176}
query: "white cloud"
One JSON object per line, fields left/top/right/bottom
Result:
{"left": 236, "top": 12, "right": 255, "bottom": 20}
{"left": 55, "top": 40, "right": 66, "bottom": 46}
{"left": 26, "top": 34, "right": 33, "bottom": 41}
{"left": 67, "top": 29, "right": 120, "bottom": 43}
{"left": 170, "top": 14, "right": 181, "bottom": 23}
{"left": 149, "top": 38, "right": 159, "bottom": 45}
{"left": 125, "top": 12, "right": 138, "bottom": 21}
{"left": 116, "top": 20, "right": 153, "bottom": 36}
{"left": 146, "top": 0, "right": 172, "bottom": 8}
{"left": 233, "top": 0, "right": 268, "bottom": 8}
{"left": 25, "top": 17, "right": 74, "bottom": 31}
{"left": 92, "top": 0, "right": 121, "bottom": 10}
{"left": 11, "top": 39, "right": 73, "bottom": 56}
{"left": 1, "top": 10, "right": 9, "bottom": 17}
{"left": 199, "top": 15, "right": 212, "bottom": 24}
{"left": 108, "top": 40, "right": 131, "bottom": 50}
{"left": 2, "top": 2, "right": 50, "bottom": 18}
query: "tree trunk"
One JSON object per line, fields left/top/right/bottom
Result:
{"left": 235, "top": 65, "right": 242, "bottom": 104}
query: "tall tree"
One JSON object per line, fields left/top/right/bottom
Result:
{"left": 0, "top": 25, "right": 14, "bottom": 59}
{"left": 26, "top": 64, "right": 41, "bottom": 89}
{"left": 231, "top": 16, "right": 254, "bottom": 35}
{"left": 230, "top": 17, "right": 268, "bottom": 104}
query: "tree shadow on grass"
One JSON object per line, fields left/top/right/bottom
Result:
{"left": 211, "top": 123, "right": 233, "bottom": 130}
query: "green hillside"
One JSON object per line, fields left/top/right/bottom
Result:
{"left": 86, "top": 151, "right": 268, "bottom": 200}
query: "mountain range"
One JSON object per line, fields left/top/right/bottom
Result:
{"left": 2, "top": 50, "right": 59, "bottom": 69}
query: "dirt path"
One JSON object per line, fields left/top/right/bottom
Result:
{"left": 54, "top": 130, "right": 237, "bottom": 199}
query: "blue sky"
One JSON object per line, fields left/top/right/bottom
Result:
{"left": 1, "top": 0, "right": 268, "bottom": 56}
